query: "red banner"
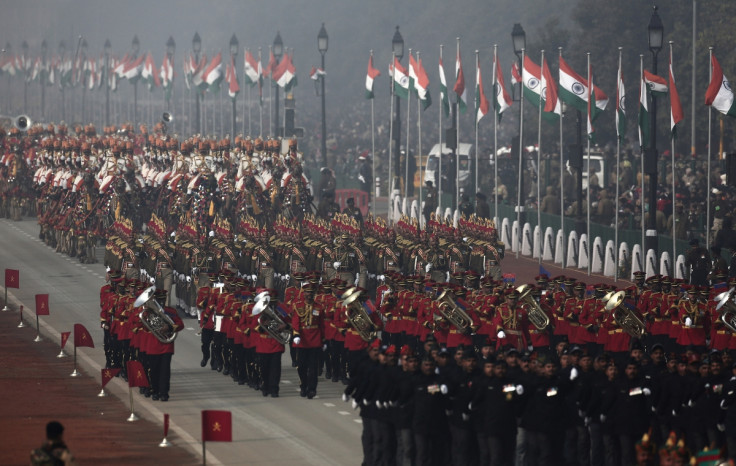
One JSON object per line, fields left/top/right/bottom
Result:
{"left": 126, "top": 360, "right": 149, "bottom": 388}
{"left": 73, "top": 323, "right": 95, "bottom": 348}
{"left": 5, "top": 269, "right": 19, "bottom": 289}
{"left": 101, "top": 368, "right": 121, "bottom": 388}
{"left": 35, "top": 294, "right": 49, "bottom": 316}
{"left": 163, "top": 413, "right": 170, "bottom": 438}
{"left": 60, "top": 332, "right": 70, "bottom": 349}
{"left": 201, "top": 410, "right": 232, "bottom": 442}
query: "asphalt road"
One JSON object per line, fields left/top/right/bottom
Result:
{"left": 1, "top": 218, "right": 362, "bottom": 466}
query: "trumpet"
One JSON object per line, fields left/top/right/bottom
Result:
{"left": 134, "top": 286, "right": 178, "bottom": 344}
{"left": 252, "top": 291, "right": 293, "bottom": 345}
{"left": 435, "top": 289, "right": 473, "bottom": 332}
{"left": 342, "top": 287, "right": 378, "bottom": 342}
{"left": 715, "top": 287, "right": 736, "bottom": 334}
{"left": 604, "top": 290, "right": 646, "bottom": 338}
{"left": 516, "top": 284, "right": 550, "bottom": 331}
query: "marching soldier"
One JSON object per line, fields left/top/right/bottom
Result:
{"left": 146, "top": 289, "right": 184, "bottom": 401}
{"left": 291, "top": 284, "right": 324, "bottom": 399}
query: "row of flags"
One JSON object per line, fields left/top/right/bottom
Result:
{"left": 365, "top": 46, "right": 736, "bottom": 146}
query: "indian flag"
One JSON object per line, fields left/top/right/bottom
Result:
{"left": 638, "top": 70, "right": 650, "bottom": 148}
{"left": 272, "top": 53, "right": 296, "bottom": 91}
{"left": 160, "top": 55, "right": 173, "bottom": 101}
{"left": 391, "top": 56, "right": 409, "bottom": 99}
{"left": 558, "top": 55, "right": 609, "bottom": 115}
{"left": 616, "top": 61, "right": 626, "bottom": 141}
{"left": 643, "top": 70, "right": 668, "bottom": 96}
{"left": 439, "top": 54, "right": 449, "bottom": 117}
{"left": 522, "top": 55, "right": 542, "bottom": 106}
{"left": 1, "top": 54, "right": 16, "bottom": 76}
{"left": 141, "top": 52, "right": 160, "bottom": 91}
{"left": 121, "top": 54, "right": 144, "bottom": 81}
{"left": 542, "top": 57, "right": 561, "bottom": 116}
{"left": 309, "top": 66, "right": 325, "bottom": 81}
{"left": 365, "top": 53, "right": 380, "bottom": 99}
{"left": 475, "top": 59, "right": 489, "bottom": 124}
{"left": 493, "top": 54, "right": 512, "bottom": 117}
{"left": 225, "top": 55, "right": 239, "bottom": 100}
{"left": 454, "top": 49, "right": 467, "bottom": 113}
{"left": 203, "top": 52, "right": 223, "bottom": 93}
{"left": 410, "top": 54, "right": 431, "bottom": 110}
{"left": 705, "top": 53, "right": 736, "bottom": 118}
{"left": 669, "top": 56, "right": 684, "bottom": 137}
{"left": 244, "top": 50, "right": 261, "bottom": 87}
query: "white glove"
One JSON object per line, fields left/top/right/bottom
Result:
{"left": 425, "top": 263, "right": 432, "bottom": 273}
{"left": 209, "top": 230, "right": 215, "bottom": 237}
{"left": 721, "top": 399, "right": 727, "bottom": 409}
{"left": 351, "top": 400, "right": 359, "bottom": 410}
{"left": 378, "top": 275, "right": 385, "bottom": 282}
{"left": 600, "top": 414, "right": 606, "bottom": 423}
{"left": 383, "top": 401, "right": 390, "bottom": 409}
{"left": 578, "top": 409, "right": 585, "bottom": 418}
{"left": 376, "top": 400, "right": 383, "bottom": 409}
{"left": 333, "top": 262, "right": 341, "bottom": 269}
{"left": 527, "top": 345, "right": 534, "bottom": 352}
{"left": 642, "top": 387, "right": 651, "bottom": 396}
{"left": 106, "top": 266, "right": 111, "bottom": 272}
{"left": 516, "top": 385, "right": 524, "bottom": 395}
{"left": 251, "top": 275, "right": 257, "bottom": 282}
{"left": 685, "top": 317, "right": 692, "bottom": 327}
{"left": 342, "top": 393, "right": 349, "bottom": 402}
{"left": 497, "top": 330, "right": 506, "bottom": 339}
{"left": 570, "top": 367, "right": 579, "bottom": 381}
{"left": 718, "top": 423, "right": 726, "bottom": 432}
{"left": 461, "top": 413, "right": 470, "bottom": 421}
{"left": 293, "top": 337, "right": 301, "bottom": 345}
{"left": 468, "top": 402, "right": 473, "bottom": 410}
{"left": 440, "top": 384, "right": 448, "bottom": 395}
{"left": 186, "top": 276, "right": 192, "bottom": 283}
{"left": 355, "top": 273, "right": 359, "bottom": 286}
{"left": 672, "top": 409, "right": 677, "bottom": 417}
{"left": 688, "top": 399, "right": 694, "bottom": 407}
{"left": 363, "top": 399, "right": 370, "bottom": 406}
{"left": 322, "top": 343, "right": 328, "bottom": 351}
{"left": 170, "top": 231, "right": 176, "bottom": 237}
{"left": 284, "top": 274, "right": 290, "bottom": 282}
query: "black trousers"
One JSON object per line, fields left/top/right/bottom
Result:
{"left": 327, "top": 340, "right": 344, "bottom": 379}
{"left": 296, "top": 347, "right": 320, "bottom": 393}
{"left": 103, "top": 328, "right": 113, "bottom": 368}
{"left": 258, "top": 351, "right": 282, "bottom": 395}
{"left": 150, "top": 353, "right": 173, "bottom": 397}
{"left": 201, "top": 328, "right": 214, "bottom": 364}
{"left": 212, "top": 331, "right": 226, "bottom": 370}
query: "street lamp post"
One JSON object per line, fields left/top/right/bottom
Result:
{"left": 511, "top": 23, "right": 526, "bottom": 230}
{"left": 392, "top": 26, "right": 404, "bottom": 196}
{"left": 80, "top": 38, "right": 88, "bottom": 123}
{"left": 193, "top": 32, "right": 201, "bottom": 134}
{"left": 104, "top": 39, "right": 111, "bottom": 126}
{"left": 166, "top": 36, "right": 175, "bottom": 113}
{"left": 318, "top": 23, "right": 328, "bottom": 166}
{"left": 645, "top": 6, "right": 664, "bottom": 257}
{"left": 58, "top": 41, "right": 66, "bottom": 121}
{"left": 41, "top": 39, "right": 47, "bottom": 119}
{"left": 22, "top": 41, "right": 28, "bottom": 112}
{"left": 131, "top": 35, "right": 140, "bottom": 124}
{"left": 273, "top": 32, "right": 283, "bottom": 137}
{"left": 230, "top": 34, "right": 239, "bottom": 143}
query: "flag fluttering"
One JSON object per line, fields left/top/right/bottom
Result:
{"left": 74, "top": 323, "right": 95, "bottom": 348}
{"left": 201, "top": 410, "right": 232, "bottom": 442}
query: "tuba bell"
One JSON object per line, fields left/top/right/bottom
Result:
{"left": 604, "top": 290, "right": 646, "bottom": 338}
{"left": 516, "top": 284, "right": 550, "bottom": 330}
{"left": 252, "top": 291, "right": 293, "bottom": 345}
{"left": 14, "top": 114, "right": 31, "bottom": 132}
{"left": 342, "top": 287, "right": 378, "bottom": 342}
{"left": 714, "top": 287, "right": 736, "bottom": 334}
{"left": 134, "top": 286, "right": 178, "bottom": 344}
{"left": 435, "top": 289, "right": 473, "bottom": 332}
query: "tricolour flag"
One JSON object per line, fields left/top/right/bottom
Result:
{"left": 439, "top": 55, "right": 449, "bottom": 117}
{"left": 225, "top": 55, "right": 239, "bottom": 100}
{"left": 521, "top": 55, "right": 542, "bottom": 106}
{"left": 391, "top": 56, "right": 409, "bottom": 99}
{"left": 616, "top": 61, "right": 626, "bottom": 141}
{"left": 309, "top": 66, "right": 325, "bottom": 81}
{"left": 264, "top": 50, "right": 276, "bottom": 79}
{"left": 454, "top": 49, "right": 467, "bottom": 113}
{"left": 272, "top": 52, "right": 296, "bottom": 91}
{"left": 121, "top": 54, "right": 144, "bottom": 81}
{"left": 203, "top": 52, "right": 223, "bottom": 93}
{"left": 643, "top": 70, "right": 668, "bottom": 96}
{"left": 511, "top": 61, "right": 521, "bottom": 87}
{"left": 493, "top": 54, "right": 512, "bottom": 117}
{"left": 202, "top": 410, "right": 232, "bottom": 442}
{"left": 365, "top": 53, "right": 380, "bottom": 100}
{"left": 705, "top": 54, "right": 736, "bottom": 118}
{"left": 244, "top": 50, "right": 261, "bottom": 87}
{"left": 558, "top": 56, "right": 609, "bottom": 116}
{"left": 5, "top": 268, "right": 19, "bottom": 289}
{"left": 409, "top": 54, "right": 431, "bottom": 110}
{"left": 669, "top": 55, "right": 684, "bottom": 138}
{"left": 74, "top": 323, "right": 94, "bottom": 348}
{"left": 160, "top": 55, "right": 174, "bottom": 101}
{"left": 475, "top": 58, "right": 489, "bottom": 124}
{"left": 639, "top": 70, "right": 650, "bottom": 148}
{"left": 1, "top": 54, "right": 16, "bottom": 76}
{"left": 35, "top": 293, "right": 49, "bottom": 316}
{"left": 542, "top": 57, "right": 561, "bottom": 116}
{"left": 587, "top": 63, "right": 596, "bottom": 140}
{"left": 141, "top": 52, "right": 160, "bottom": 91}
{"left": 126, "top": 360, "right": 149, "bottom": 388}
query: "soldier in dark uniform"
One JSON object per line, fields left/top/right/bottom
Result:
{"left": 475, "top": 192, "right": 490, "bottom": 219}
{"left": 423, "top": 181, "right": 437, "bottom": 225}
{"left": 342, "top": 197, "right": 363, "bottom": 225}
{"left": 685, "top": 238, "right": 710, "bottom": 286}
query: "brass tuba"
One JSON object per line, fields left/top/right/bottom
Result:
{"left": 516, "top": 284, "right": 550, "bottom": 330}
{"left": 714, "top": 287, "right": 736, "bottom": 333}
{"left": 604, "top": 290, "right": 646, "bottom": 338}
{"left": 252, "top": 291, "right": 293, "bottom": 345}
{"left": 435, "top": 289, "right": 473, "bottom": 332}
{"left": 134, "top": 286, "right": 178, "bottom": 344}
{"left": 342, "top": 287, "right": 378, "bottom": 342}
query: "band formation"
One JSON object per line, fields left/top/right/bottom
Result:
{"left": 4, "top": 120, "right": 736, "bottom": 465}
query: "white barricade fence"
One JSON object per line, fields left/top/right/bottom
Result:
{"left": 645, "top": 249, "right": 658, "bottom": 278}
{"left": 543, "top": 227, "right": 555, "bottom": 261}
{"left": 578, "top": 233, "right": 589, "bottom": 270}
{"left": 501, "top": 218, "right": 512, "bottom": 252}
{"left": 567, "top": 230, "right": 579, "bottom": 268}
{"left": 675, "top": 255, "right": 687, "bottom": 280}
{"left": 444, "top": 207, "right": 453, "bottom": 222}
{"left": 630, "top": 244, "right": 644, "bottom": 279}
{"left": 453, "top": 209, "right": 460, "bottom": 228}
{"left": 603, "top": 240, "right": 616, "bottom": 277}
{"left": 532, "top": 225, "right": 541, "bottom": 259}
{"left": 522, "top": 223, "right": 533, "bottom": 256}
{"left": 410, "top": 200, "right": 418, "bottom": 221}
{"left": 659, "top": 251, "right": 671, "bottom": 278}
{"left": 591, "top": 236, "right": 604, "bottom": 274}
{"left": 511, "top": 220, "right": 520, "bottom": 253}
{"left": 555, "top": 229, "right": 565, "bottom": 265}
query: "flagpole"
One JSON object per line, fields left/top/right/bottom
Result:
{"left": 586, "top": 52, "right": 591, "bottom": 277}
{"left": 388, "top": 52, "right": 395, "bottom": 224}
{"left": 456, "top": 38, "right": 461, "bottom": 213}
{"left": 71, "top": 345, "right": 79, "bottom": 377}
{"left": 492, "top": 45, "right": 498, "bottom": 225}
{"left": 258, "top": 48, "right": 263, "bottom": 137}
{"left": 559, "top": 47, "right": 566, "bottom": 270}
{"left": 245, "top": 49, "right": 250, "bottom": 136}
{"left": 615, "top": 47, "right": 622, "bottom": 281}
{"left": 707, "top": 46, "right": 713, "bottom": 253}
{"left": 405, "top": 48, "right": 412, "bottom": 204}
{"left": 268, "top": 45, "right": 273, "bottom": 137}
{"left": 537, "top": 50, "right": 544, "bottom": 266}
{"left": 370, "top": 50, "right": 376, "bottom": 219}
{"left": 475, "top": 49, "right": 480, "bottom": 198}
{"left": 439, "top": 45, "right": 444, "bottom": 216}
{"left": 417, "top": 50, "right": 423, "bottom": 226}
{"left": 640, "top": 54, "right": 646, "bottom": 272}
{"left": 670, "top": 41, "right": 676, "bottom": 276}
{"left": 34, "top": 312, "right": 41, "bottom": 342}
{"left": 202, "top": 440, "right": 207, "bottom": 466}
{"left": 516, "top": 48, "right": 525, "bottom": 259}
